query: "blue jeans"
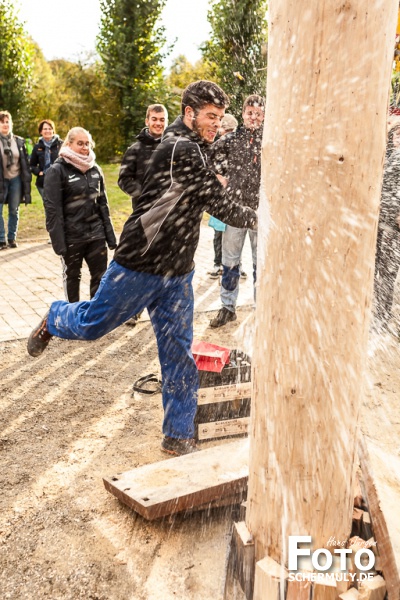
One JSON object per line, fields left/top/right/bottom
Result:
{"left": 221, "top": 225, "right": 257, "bottom": 311}
{"left": 0, "top": 176, "right": 22, "bottom": 242}
{"left": 47, "top": 260, "right": 198, "bottom": 439}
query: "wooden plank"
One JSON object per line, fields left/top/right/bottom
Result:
{"left": 197, "top": 417, "right": 250, "bottom": 441}
{"left": 190, "top": 492, "right": 245, "bottom": 514}
{"left": 358, "top": 435, "right": 400, "bottom": 599}
{"left": 103, "top": 438, "right": 249, "bottom": 520}
{"left": 253, "top": 556, "right": 287, "bottom": 600}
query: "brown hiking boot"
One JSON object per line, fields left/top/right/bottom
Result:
{"left": 27, "top": 313, "right": 53, "bottom": 357}
{"left": 209, "top": 307, "right": 237, "bottom": 328}
{"left": 160, "top": 436, "right": 199, "bottom": 456}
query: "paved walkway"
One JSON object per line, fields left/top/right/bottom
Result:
{"left": 0, "top": 224, "right": 254, "bottom": 342}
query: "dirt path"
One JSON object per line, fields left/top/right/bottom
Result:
{"left": 0, "top": 309, "right": 253, "bottom": 600}
{"left": 1, "top": 307, "right": 399, "bottom": 599}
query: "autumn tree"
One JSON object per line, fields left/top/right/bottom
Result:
{"left": 97, "top": 0, "right": 169, "bottom": 150}
{"left": 202, "top": 0, "right": 268, "bottom": 116}
{"left": 0, "top": 0, "right": 34, "bottom": 130}
{"left": 39, "top": 58, "right": 121, "bottom": 161}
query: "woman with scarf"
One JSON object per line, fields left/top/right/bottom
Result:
{"left": 43, "top": 127, "right": 117, "bottom": 302}
{"left": 30, "top": 119, "right": 62, "bottom": 199}
{"left": 0, "top": 110, "right": 32, "bottom": 249}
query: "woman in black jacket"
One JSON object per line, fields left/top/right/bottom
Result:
{"left": 44, "top": 127, "right": 117, "bottom": 302}
{"left": 30, "top": 119, "right": 62, "bottom": 199}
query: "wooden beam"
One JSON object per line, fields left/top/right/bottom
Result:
{"left": 246, "top": 0, "right": 399, "bottom": 566}
{"left": 103, "top": 438, "right": 248, "bottom": 520}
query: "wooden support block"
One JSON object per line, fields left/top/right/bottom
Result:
{"left": 238, "top": 500, "right": 247, "bottom": 521}
{"left": 358, "top": 575, "right": 386, "bottom": 600}
{"left": 253, "top": 555, "right": 288, "bottom": 600}
{"left": 354, "top": 471, "right": 365, "bottom": 509}
{"left": 286, "top": 578, "right": 311, "bottom": 600}
{"left": 358, "top": 436, "right": 400, "bottom": 599}
{"left": 339, "top": 588, "right": 360, "bottom": 599}
{"left": 352, "top": 508, "right": 365, "bottom": 538}
{"left": 361, "top": 512, "right": 373, "bottom": 541}
{"left": 103, "top": 438, "right": 249, "bottom": 520}
{"left": 312, "top": 576, "right": 337, "bottom": 600}
{"left": 224, "top": 521, "right": 255, "bottom": 600}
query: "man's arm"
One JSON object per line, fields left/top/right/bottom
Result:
{"left": 207, "top": 133, "right": 233, "bottom": 177}
{"left": 118, "top": 144, "right": 141, "bottom": 202}
{"left": 174, "top": 141, "right": 257, "bottom": 230}
{"left": 43, "top": 165, "right": 67, "bottom": 256}
{"left": 206, "top": 192, "right": 257, "bottom": 230}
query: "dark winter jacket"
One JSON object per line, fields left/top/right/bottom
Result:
{"left": 43, "top": 158, "right": 117, "bottom": 256}
{"left": 30, "top": 136, "right": 63, "bottom": 189}
{"left": 118, "top": 128, "right": 161, "bottom": 209}
{"left": 207, "top": 126, "right": 262, "bottom": 211}
{"left": 114, "top": 117, "right": 257, "bottom": 277}
{"left": 0, "top": 136, "right": 32, "bottom": 204}
{"left": 378, "top": 149, "right": 400, "bottom": 234}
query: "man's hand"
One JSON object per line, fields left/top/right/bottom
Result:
{"left": 216, "top": 174, "right": 228, "bottom": 188}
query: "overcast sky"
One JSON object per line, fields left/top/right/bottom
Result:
{"left": 16, "top": 0, "right": 211, "bottom": 67}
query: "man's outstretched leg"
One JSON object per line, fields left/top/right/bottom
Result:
{"left": 27, "top": 261, "right": 160, "bottom": 356}
{"left": 148, "top": 270, "right": 199, "bottom": 456}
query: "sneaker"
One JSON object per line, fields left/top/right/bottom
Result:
{"left": 161, "top": 436, "right": 199, "bottom": 456}
{"left": 209, "top": 307, "right": 237, "bottom": 328}
{"left": 240, "top": 270, "right": 247, "bottom": 279}
{"left": 209, "top": 266, "right": 223, "bottom": 279}
{"left": 27, "top": 313, "right": 53, "bottom": 357}
{"left": 8, "top": 240, "right": 17, "bottom": 248}
{"left": 0, "top": 241, "right": 7, "bottom": 250}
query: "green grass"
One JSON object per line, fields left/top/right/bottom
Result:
{"left": 17, "top": 163, "right": 132, "bottom": 241}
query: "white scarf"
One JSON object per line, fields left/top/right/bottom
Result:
{"left": 59, "top": 146, "right": 96, "bottom": 173}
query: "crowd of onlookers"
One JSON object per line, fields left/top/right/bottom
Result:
{"left": 1, "top": 93, "right": 400, "bottom": 336}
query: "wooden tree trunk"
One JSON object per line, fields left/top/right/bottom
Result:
{"left": 246, "top": 0, "right": 398, "bottom": 564}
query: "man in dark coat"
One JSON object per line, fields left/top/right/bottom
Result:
{"left": 0, "top": 110, "right": 32, "bottom": 249}
{"left": 209, "top": 95, "right": 265, "bottom": 328}
{"left": 118, "top": 104, "right": 168, "bottom": 210}
{"left": 118, "top": 105, "right": 168, "bottom": 325}
{"left": 27, "top": 81, "right": 257, "bottom": 456}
